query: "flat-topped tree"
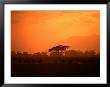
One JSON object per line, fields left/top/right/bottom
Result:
{"left": 48, "top": 45, "right": 69, "bottom": 56}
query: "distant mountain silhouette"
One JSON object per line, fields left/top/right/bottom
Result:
{"left": 57, "top": 35, "right": 100, "bottom": 53}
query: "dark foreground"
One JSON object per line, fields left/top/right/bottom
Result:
{"left": 11, "top": 63, "right": 100, "bottom": 77}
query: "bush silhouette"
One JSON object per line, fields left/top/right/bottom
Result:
{"left": 11, "top": 45, "right": 99, "bottom": 64}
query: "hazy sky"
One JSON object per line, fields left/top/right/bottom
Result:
{"left": 11, "top": 11, "right": 100, "bottom": 53}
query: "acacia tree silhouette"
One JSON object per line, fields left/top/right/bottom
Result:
{"left": 48, "top": 45, "right": 69, "bottom": 56}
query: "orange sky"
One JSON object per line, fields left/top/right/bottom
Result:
{"left": 11, "top": 11, "right": 100, "bottom": 53}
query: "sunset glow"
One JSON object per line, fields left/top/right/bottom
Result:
{"left": 11, "top": 11, "right": 100, "bottom": 53}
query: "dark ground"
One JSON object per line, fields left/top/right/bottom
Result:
{"left": 11, "top": 63, "right": 100, "bottom": 77}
